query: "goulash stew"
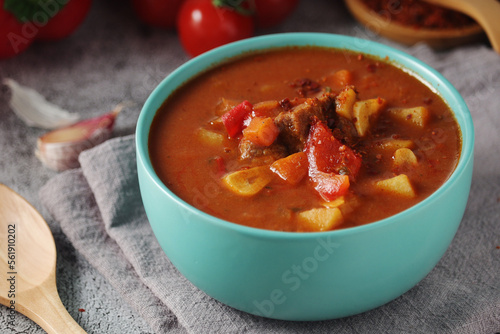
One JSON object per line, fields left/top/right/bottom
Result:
{"left": 149, "top": 47, "right": 461, "bottom": 232}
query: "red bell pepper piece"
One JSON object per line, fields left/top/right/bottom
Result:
{"left": 310, "top": 172, "right": 350, "bottom": 201}
{"left": 212, "top": 156, "right": 226, "bottom": 177}
{"left": 305, "top": 119, "right": 361, "bottom": 200}
{"left": 221, "top": 100, "right": 253, "bottom": 138}
{"left": 305, "top": 120, "right": 361, "bottom": 179}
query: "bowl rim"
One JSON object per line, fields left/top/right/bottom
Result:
{"left": 136, "top": 32, "right": 474, "bottom": 239}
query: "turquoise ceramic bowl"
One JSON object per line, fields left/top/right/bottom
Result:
{"left": 136, "top": 33, "right": 474, "bottom": 321}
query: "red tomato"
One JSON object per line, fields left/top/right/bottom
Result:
{"left": 36, "top": 0, "right": 92, "bottom": 41}
{"left": 0, "top": 0, "right": 36, "bottom": 59}
{"left": 132, "top": 0, "right": 184, "bottom": 29}
{"left": 253, "top": 0, "right": 299, "bottom": 28}
{"left": 177, "top": 0, "right": 254, "bottom": 57}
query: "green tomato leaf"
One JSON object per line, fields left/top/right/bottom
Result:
{"left": 3, "top": 0, "right": 69, "bottom": 23}
{"left": 212, "top": 0, "right": 254, "bottom": 16}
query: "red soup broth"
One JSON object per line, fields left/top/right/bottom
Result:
{"left": 149, "top": 47, "right": 461, "bottom": 232}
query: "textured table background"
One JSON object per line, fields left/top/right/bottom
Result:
{"left": 0, "top": 0, "right": 499, "bottom": 333}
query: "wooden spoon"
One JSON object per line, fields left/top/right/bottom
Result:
{"left": 0, "top": 184, "right": 86, "bottom": 333}
{"left": 422, "top": 0, "right": 500, "bottom": 53}
{"left": 344, "top": 0, "right": 486, "bottom": 50}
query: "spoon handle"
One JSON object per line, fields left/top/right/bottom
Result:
{"left": 18, "top": 274, "right": 86, "bottom": 334}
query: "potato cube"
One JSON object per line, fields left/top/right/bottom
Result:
{"left": 322, "top": 196, "right": 345, "bottom": 209}
{"left": 374, "top": 139, "right": 414, "bottom": 152}
{"left": 297, "top": 207, "right": 343, "bottom": 232}
{"left": 338, "top": 194, "right": 360, "bottom": 215}
{"left": 335, "top": 87, "right": 357, "bottom": 120}
{"left": 374, "top": 174, "right": 416, "bottom": 198}
{"left": 222, "top": 166, "right": 273, "bottom": 196}
{"left": 388, "top": 106, "right": 430, "bottom": 128}
{"left": 393, "top": 148, "right": 418, "bottom": 167}
{"left": 353, "top": 97, "right": 386, "bottom": 136}
{"left": 215, "top": 98, "right": 240, "bottom": 116}
{"left": 197, "top": 128, "right": 225, "bottom": 147}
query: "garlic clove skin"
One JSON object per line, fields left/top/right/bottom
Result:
{"left": 35, "top": 107, "right": 121, "bottom": 172}
{"left": 3, "top": 78, "right": 80, "bottom": 129}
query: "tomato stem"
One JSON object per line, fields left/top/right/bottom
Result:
{"left": 212, "top": 0, "right": 254, "bottom": 16}
{"left": 4, "top": 0, "right": 67, "bottom": 23}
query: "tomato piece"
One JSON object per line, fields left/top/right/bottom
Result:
{"left": 242, "top": 116, "right": 279, "bottom": 146}
{"left": 271, "top": 152, "right": 308, "bottom": 185}
{"left": 221, "top": 100, "right": 253, "bottom": 138}
{"left": 305, "top": 120, "right": 362, "bottom": 179}
{"left": 311, "top": 172, "right": 350, "bottom": 201}
{"left": 132, "top": 0, "right": 184, "bottom": 29}
{"left": 253, "top": 0, "right": 299, "bottom": 28}
{"left": 36, "top": 0, "right": 92, "bottom": 41}
{"left": 176, "top": 0, "right": 254, "bottom": 57}
{"left": 0, "top": 0, "right": 36, "bottom": 59}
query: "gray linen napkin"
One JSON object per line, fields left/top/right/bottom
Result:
{"left": 39, "top": 43, "right": 500, "bottom": 333}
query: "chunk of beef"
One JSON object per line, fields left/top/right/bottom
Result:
{"left": 238, "top": 138, "right": 288, "bottom": 164}
{"left": 330, "top": 116, "right": 360, "bottom": 148}
{"left": 274, "top": 93, "right": 336, "bottom": 152}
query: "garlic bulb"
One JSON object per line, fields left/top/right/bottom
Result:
{"left": 35, "top": 105, "right": 122, "bottom": 172}
{"left": 3, "top": 78, "right": 80, "bottom": 129}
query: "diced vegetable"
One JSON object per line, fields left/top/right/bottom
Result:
{"left": 335, "top": 86, "right": 357, "bottom": 120}
{"left": 305, "top": 120, "right": 362, "bottom": 178}
{"left": 209, "top": 116, "right": 223, "bottom": 126}
{"left": 197, "top": 128, "right": 225, "bottom": 146}
{"left": 393, "top": 148, "right": 418, "bottom": 167}
{"left": 388, "top": 106, "right": 430, "bottom": 128}
{"left": 336, "top": 194, "right": 360, "bottom": 215}
{"left": 242, "top": 116, "right": 279, "bottom": 146}
{"left": 222, "top": 165, "right": 273, "bottom": 196}
{"left": 211, "top": 156, "right": 226, "bottom": 176}
{"left": 297, "top": 207, "right": 343, "bottom": 232}
{"left": 352, "top": 97, "right": 386, "bottom": 136}
{"left": 374, "top": 174, "right": 416, "bottom": 198}
{"left": 322, "top": 196, "right": 345, "bottom": 209}
{"left": 322, "top": 69, "right": 353, "bottom": 91}
{"left": 311, "top": 172, "right": 350, "bottom": 202}
{"left": 221, "top": 100, "right": 253, "bottom": 138}
{"left": 270, "top": 152, "right": 308, "bottom": 185}
{"left": 215, "top": 98, "right": 240, "bottom": 116}
{"left": 253, "top": 100, "right": 281, "bottom": 118}
{"left": 374, "top": 139, "right": 414, "bottom": 152}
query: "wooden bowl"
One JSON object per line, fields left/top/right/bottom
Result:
{"left": 344, "top": 0, "right": 485, "bottom": 49}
